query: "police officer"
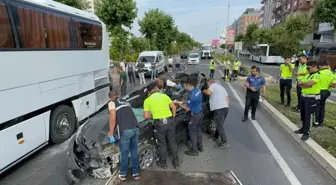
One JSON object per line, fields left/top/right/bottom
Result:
{"left": 279, "top": 56, "right": 295, "bottom": 107}
{"left": 294, "top": 54, "right": 309, "bottom": 111}
{"left": 295, "top": 61, "right": 321, "bottom": 141}
{"left": 315, "top": 60, "right": 334, "bottom": 127}
{"left": 231, "top": 59, "right": 241, "bottom": 81}
{"left": 177, "top": 78, "right": 204, "bottom": 156}
{"left": 242, "top": 66, "right": 266, "bottom": 122}
{"left": 209, "top": 59, "right": 215, "bottom": 79}
{"left": 223, "top": 59, "right": 231, "bottom": 81}
{"left": 143, "top": 83, "right": 179, "bottom": 169}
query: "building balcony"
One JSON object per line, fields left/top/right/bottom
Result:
{"left": 298, "top": 0, "right": 315, "bottom": 11}
{"left": 261, "top": 5, "right": 265, "bottom": 11}
{"left": 261, "top": 10, "right": 264, "bottom": 16}
{"left": 261, "top": 0, "right": 266, "bottom": 4}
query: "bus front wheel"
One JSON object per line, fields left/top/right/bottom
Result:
{"left": 50, "top": 105, "right": 77, "bottom": 144}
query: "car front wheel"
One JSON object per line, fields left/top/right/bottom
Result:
{"left": 138, "top": 143, "right": 155, "bottom": 170}
{"left": 207, "top": 120, "right": 216, "bottom": 135}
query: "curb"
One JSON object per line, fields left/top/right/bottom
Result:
{"left": 214, "top": 58, "right": 336, "bottom": 180}
{"left": 260, "top": 100, "right": 336, "bottom": 180}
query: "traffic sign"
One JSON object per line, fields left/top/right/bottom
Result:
{"left": 234, "top": 42, "right": 243, "bottom": 50}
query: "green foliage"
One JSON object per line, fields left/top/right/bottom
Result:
{"left": 242, "top": 23, "right": 259, "bottom": 49}
{"left": 235, "top": 33, "right": 244, "bottom": 42}
{"left": 313, "top": 0, "right": 336, "bottom": 28}
{"left": 95, "top": 0, "right": 137, "bottom": 34}
{"left": 55, "top": 0, "right": 88, "bottom": 9}
{"left": 138, "top": 9, "right": 175, "bottom": 51}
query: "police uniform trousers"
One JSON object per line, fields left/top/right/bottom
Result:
{"left": 316, "top": 90, "right": 331, "bottom": 126}
{"left": 153, "top": 117, "right": 178, "bottom": 161}
{"left": 279, "top": 78, "right": 292, "bottom": 105}
{"left": 300, "top": 94, "right": 320, "bottom": 134}
{"left": 187, "top": 112, "right": 204, "bottom": 151}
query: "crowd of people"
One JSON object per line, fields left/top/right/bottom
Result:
{"left": 279, "top": 54, "right": 336, "bottom": 141}
{"left": 106, "top": 67, "right": 231, "bottom": 181}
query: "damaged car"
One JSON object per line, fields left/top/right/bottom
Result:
{"left": 67, "top": 72, "right": 216, "bottom": 184}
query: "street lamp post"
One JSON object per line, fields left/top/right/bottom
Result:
{"left": 225, "top": 0, "right": 230, "bottom": 59}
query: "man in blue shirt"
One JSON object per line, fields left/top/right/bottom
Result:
{"left": 177, "top": 78, "right": 204, "bottom": 156}
{"left": 242, "top": 66, "right": 266, "bottom": 122}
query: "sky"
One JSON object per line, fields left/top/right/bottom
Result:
{"left": 132, "top": 0, "right": 261, "bottom": 43}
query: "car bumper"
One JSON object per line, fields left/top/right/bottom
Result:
{"left": 67, "top": 136, "right": 86, "bottom": 184}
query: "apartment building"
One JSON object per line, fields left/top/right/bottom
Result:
{"left": 86, "top": 0, "right": 95, "bottom": 13}
{"left": 236, "top": 8, "right": 261, "bottom": 35}
{"left": 272, "top": 0, "right": 316, "bottom": 27}
{"left": 260, "top": 0, "right": 276, "bottom": 28}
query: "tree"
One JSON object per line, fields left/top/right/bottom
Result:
{"left": 242, "top": 23, "right": 259, "bottom": 49}
{"left": 130, "top": 37, "right": 150, "bottom": 53}
{"left": 55, "top": 0, "right": 89, "bottom": 9}
{"left": 95, "top": 0, "right": 137, "bottom": 34}
{"left": 313, "top": 0, "right": 336, "bottom": 28}
{"left": 313, "top": 0, "right": 336, "bottom": 40}
{"left": 235, "top": 33, "right": 245, "bottom": 42}
{"left": 138, "top": 9, "right": 175, "bottom": 51}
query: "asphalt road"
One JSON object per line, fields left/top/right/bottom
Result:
{"left": 1, "top": 60, "right": 335, "bottom": 185}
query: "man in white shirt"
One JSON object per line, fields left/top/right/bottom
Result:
{"left": 168, "top": 56, "right": 173, "bottom": 72}
{"left": 202, "top": 79, "right": 230, "bottom": 149}
{"left": 120, "top": 59, "right": 126, "bottom": 72}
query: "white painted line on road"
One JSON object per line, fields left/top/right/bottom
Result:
{"left": 218, "top": 70, "right": 302, "bottom": 185}
{"left": 229, "top": 170, "right": 243, "bottom": 185}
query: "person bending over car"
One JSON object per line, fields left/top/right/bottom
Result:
{"left": 177, "top": 78, "right": 204, "bottom": 156}
{"left": 143, "top": 83, "right": 179, "bottom": 169}
{"left": 108, "top": 90, "right": 140, "bottom": 181}
{"left": 202, "top": 79, "right": 230, "bottom": 149}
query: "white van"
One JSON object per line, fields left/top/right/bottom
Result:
{"left": 136, "top": 51, "right": 166, "bottom": 77}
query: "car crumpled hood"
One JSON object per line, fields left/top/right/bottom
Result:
{"left": 76, "top": 110, "right": 110, "bottom": 149}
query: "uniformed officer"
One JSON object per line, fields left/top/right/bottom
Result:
{"left": 209, "top": 59, "right": 215, "bottom": 79}
{"left": 223, "top": 59, "right": 231, "bottom": 81}
{"left": 143, "top": 83, "right": 179, "bottom": 169}
{"left": 242, "top": 66, "right": 266, "bottom": 122}
{"left": 177, "top": 78, "right": 204, "bottom": 156}
{"left": 295, "top": 61, "right": 321, "bottom": 141}
{"left": 279, "top": 57, "right": 295, "bottom": 107}
{"left": 231, "top": 59, "right": 241, "bottom": 81}
{"left": 294, "top": 54, "right": 309, "bottom": 111}
{"left": 315, "top": 60, "right": 334, "bottom": 127}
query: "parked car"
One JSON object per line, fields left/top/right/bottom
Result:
{"left": 187, "top": 52, "right": 200, "bottom": 64}
{"left": 67, "top": 72, "right": 215, "bottom": 183}
{"left": 180, "top": 52, "right": 189, "bottom": 59}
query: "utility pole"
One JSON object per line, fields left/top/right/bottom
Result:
{"left": 225, "top": 0, "right": 230, "bottom": 59}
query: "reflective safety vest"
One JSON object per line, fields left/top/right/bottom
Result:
{"left": 319, "top": 68, "right": 334, "bottom": 91}
{"left": 224, "top": 61, "right": 231, "bottom": 69}
{"left": 301, "top": 72, "right": 321, "bottom": 95}
{"left": 233, "top": 61, "right": 240, "bottom": 70}
{"left": 209, "top": 60, "right": 215, "bottom": 70}
{"left": 296, "top": 63, "right": 308, "bottom": 80}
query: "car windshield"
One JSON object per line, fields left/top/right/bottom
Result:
{"left": 138, "top": 56, "right": 155, "bottom": 63}
{"left": 189, "top": 53, "right": 199, "bottom": 58}
{"left": 201, "top": 46, "right": 211, "bottom": 50}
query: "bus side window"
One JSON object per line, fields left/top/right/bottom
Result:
{"left": 71, "top": 18, "right": 102, "bottom": 49}
{"left": 0, "top": 2, "right": 15, "bottom": 48}
{"left": 44, "top": 12, "right": 72, "bottom": 48}
{"left": 11, "top": 4, "right": 46, "bottom": 48}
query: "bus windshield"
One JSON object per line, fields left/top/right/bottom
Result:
{"left": 201, "top": 46, "right": 211, "bottom": 50}
{"left": 189, "top": 53, "right": 199, "bottom": 58}
{"left": 259, "top": 45, "right": 280, "bottom": 56}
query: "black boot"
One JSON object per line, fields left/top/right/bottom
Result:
{"left": 172, "top": 157, "right": 179, "bottom": 169}
{"left": 197, "top": 145, "right": 204, "bottom": 152}
{"left": 184, "top": 149, "right": 198, "bottom": 156}
{"left": 242, "top": 117, "right": 248, "bottom": 122}
{"left": 156, "top": 160, "right": 167, "bottom": 169}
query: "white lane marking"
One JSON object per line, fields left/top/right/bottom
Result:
{"left": 219, "top": 69, "right": 302, "bottom": 185}
{"left": 229, "top": 170, "right": 243, "bottom": 185}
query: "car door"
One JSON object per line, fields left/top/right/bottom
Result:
{"left": 174, "top": 108, "right": 188, "bottom": 143}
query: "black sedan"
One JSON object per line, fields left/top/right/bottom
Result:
{"left": 180, "top": 52, "right": 189, "bottom": 59}
{"left": 67, "top": 72, "right": 215, "bottom": 184}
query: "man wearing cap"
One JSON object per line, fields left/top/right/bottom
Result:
{"left": 295, "top": 61, "right": 321, "bottom": 141}
{"left": 315, "top": 60, "right": 334, "bottom": 127}
{"left": 294, "top": 54, "right": 309, "bottom": 111}
{"left": 279, "top": 57, "right": 295, "bottom": 107}
{"left": 177, "top": 78, "right": 204, "bottom": 156}
{"left": 143, "top": 83, "right": 179, "bottom": 169}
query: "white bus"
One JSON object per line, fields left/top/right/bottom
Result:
{"left": 0, "top": 0, "right": 110, "bottom": 173}
{"left": 250, "top": 44, "right": 284, "bottom": 64}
